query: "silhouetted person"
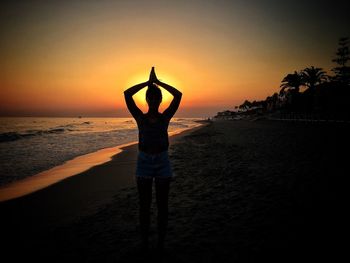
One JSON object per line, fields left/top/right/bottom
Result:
{"left": 124, "top": 67, "right": 182, "bottom": 254}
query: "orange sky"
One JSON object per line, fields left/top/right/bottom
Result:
{"left": 0, "top": 1, "right": 347, "bottom": 117}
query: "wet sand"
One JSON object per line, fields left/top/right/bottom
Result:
{"left": 1, "top": 120, "right": 348, "bottom": 262}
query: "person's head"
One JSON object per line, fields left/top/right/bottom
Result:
{"left": 146, "top": 84, "right": 162, "bottom": 110}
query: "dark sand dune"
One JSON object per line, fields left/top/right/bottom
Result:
{"left": 1, "top": 120, "right": 348, "bottom": 262}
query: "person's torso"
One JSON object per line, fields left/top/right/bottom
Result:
{"left": 137, "top": 113, "right": 170, "bottom": 154}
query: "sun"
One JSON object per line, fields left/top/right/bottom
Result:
{"left": 125, "top": 70, "right": 180, "bottom": 112}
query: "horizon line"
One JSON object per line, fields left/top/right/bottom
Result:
{"left": 0, "top": 115, "right": 209, "bottom": 118}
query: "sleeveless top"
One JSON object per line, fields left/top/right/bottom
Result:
{"left": 137, "top": 113, "right": 170, "bottom": 153}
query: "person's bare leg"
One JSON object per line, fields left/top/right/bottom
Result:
{"left": 155, "top": 177, "right": 171, "bottom": 251}
{"left": 137, "top": 177, "right": 153, "bottom": 251}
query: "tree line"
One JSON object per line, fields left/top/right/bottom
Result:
{"left": 237, "top": 37, "right": 350, "bottom": 120}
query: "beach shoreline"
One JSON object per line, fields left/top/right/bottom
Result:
{"left": 0, "top": 121, "right": 206, "bottom": 203}
{"left": 0, "top": 121, "right": 209, "bottom": 230}
{"left": 1, "top": 119, "right": 347, "bottom": 262}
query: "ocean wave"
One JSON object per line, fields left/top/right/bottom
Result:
{"left": 0, "top": 118, "right": 201, "bottom": 189}
{"left": 0, "top": 128, "right": 67, "bottom": 143}
{"left": 169, "top": 122, "right": 188, "bottom": 128}
{"left": 57, "top": 121, "right": 91, "bottom": 128}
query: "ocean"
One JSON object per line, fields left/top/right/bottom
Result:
{"left": 0, "top": 117, "right": 201, "bottom": 187}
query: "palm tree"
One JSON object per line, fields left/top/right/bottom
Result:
{"left": 302, "top": 66, "right": 329, "bottom": 113}
{"left": 280, "top": 71, "right": 304, "bottom": 111}
{"left": 239, "top": 100, "right": 252, "bottom": 111}
{"left": 280, "top": 71, "right": 304, "bottom": 93}
{"left": 302, "top": 66, "right": 328, "bottom": 92}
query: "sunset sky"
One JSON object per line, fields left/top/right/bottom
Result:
{"left": 1, "top": 0, "right": 349, "bottom": 117}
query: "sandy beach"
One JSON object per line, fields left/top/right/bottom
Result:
{"left": 1, "top": 119, "right": 348, "bottom": 262}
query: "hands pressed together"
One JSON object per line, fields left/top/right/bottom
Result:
{"left": 149, "top": 67, "right": 160, "bottom": 85}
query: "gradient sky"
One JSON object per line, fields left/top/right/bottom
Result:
{"left": 1, "top": 0, "right": 349, "bottom": 117}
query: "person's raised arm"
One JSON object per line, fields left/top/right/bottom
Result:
{"left": 124, "top": 81, "right": 148, "bottom": 119}
{"left": 156, "top": 80, "right": 182, "bottom": 120}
